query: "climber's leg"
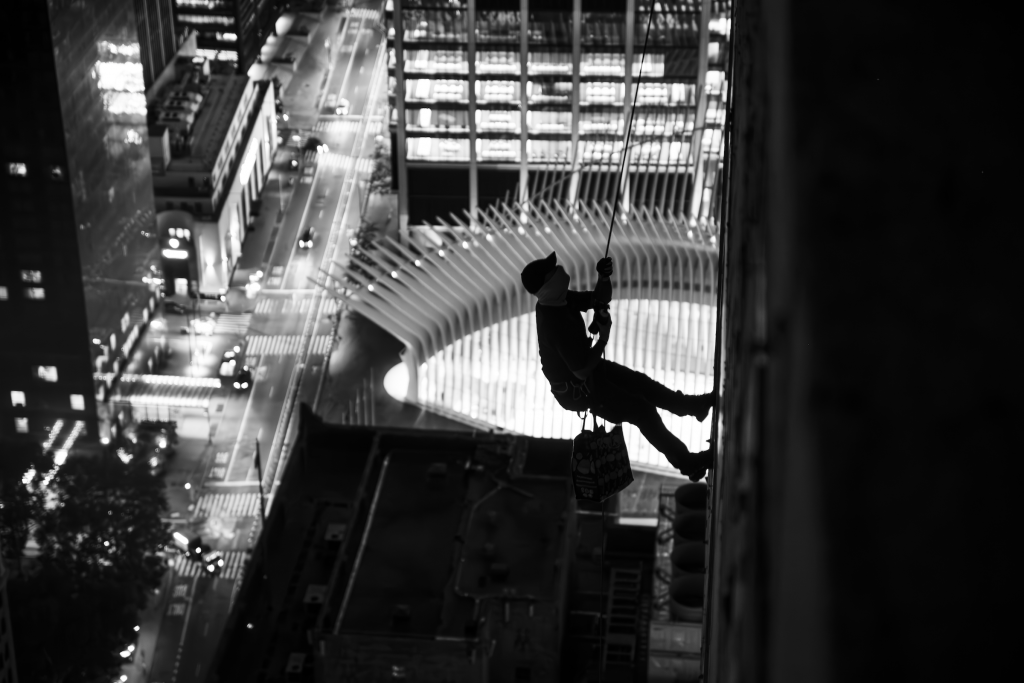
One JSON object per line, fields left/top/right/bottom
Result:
{"left": 595, "top": 360, "right": 715, "bottom": 420}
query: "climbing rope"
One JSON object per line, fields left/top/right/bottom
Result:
{"left": 576, "top": 5, "right": 657, "bottom": 680}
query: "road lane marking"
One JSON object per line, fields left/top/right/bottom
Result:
{"left": 226, "top": 371, "right": 260, "bottom": 479}
{"left": 180, "top": 574, "right": 200, "bottom": 647}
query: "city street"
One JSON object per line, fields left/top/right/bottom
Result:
{"left": 128, "top": 3, "right": 388, "bottom": 682}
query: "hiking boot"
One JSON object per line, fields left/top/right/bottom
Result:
{"left": 667, "top": 391, "right": 716, "bottom": 421}
{"left": 666, "top": 449, "right": 712, "bottom": 479}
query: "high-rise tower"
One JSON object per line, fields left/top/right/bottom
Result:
{"left": 0, "top": 0, "right": 161, "bottom": 452}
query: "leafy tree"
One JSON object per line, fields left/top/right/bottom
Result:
{"left": 345, "top": 218, "right": 384, "bottom": 287}
{"left": 2, "top": 452, "right": 171, "bottom": 681}
{"left": 0, "top": 436, "right": 51, "bottom": 566}
{"left": 8, "top": 563, "right": 140, "bottom": 683}
{"left": 368, "top": 137, "right": 392, "bottom": 195}
{"left": 33, "top": 453, "right": 171, "bottom": 609}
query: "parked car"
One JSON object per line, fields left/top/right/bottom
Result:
{"left": 165, "top": 300, "right": 188, "bottom": 315}
{"left": 125, "top": 420, "right": 178, "bottom": 454}
{"left": 298, "top": 226, "right": 317, "bottom": 249}
{"left": 119, "top": 625, "right": 141, "bottom": 662}
{"left": 233, "top": 365, "right": 253, "bottom": 391}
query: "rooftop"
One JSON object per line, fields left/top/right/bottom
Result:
{"left": 151, "top": 56, "right": 250, "bottom": 170}
{"left": 207, "top": 407, "right": 582, "bottom": 682}
{"left": 189, "top": 75, "right": 248, "bottom": 168}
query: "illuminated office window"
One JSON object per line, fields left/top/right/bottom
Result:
{"left": 10, "top": 391, "right": 26, "bottom": 407}
{"left": 35, "top": 366, "right": 59, "bottom": 382}
{"left": 406, "top": 49, "right": 467, "bottom": 73}
{"left": 50, "top": 165, "right": 65, "bottom": 180}
{"left": 215, "top": 32, "right": 237, "bottom": 42}
{"left": 70, "top": 394, "right": 86, "bottom": 411}
{"left": 0, "top": 286, "right": 8, "bottom": 301}
{"left": 408, "top": 137, "right": 469, "bottom": 161}
{"left": 527, "top": 139, "right": 571, "bottom": 163}
{"left": 476, "top": 11, "right": 519, "bottom": 43}
{"left": 7, "top": 162, "right": 27, "bottom": 177}
{"left": 24, "top": 288, "right": 46, "bottom": 300}
{"left": 177, "top": 14, "right": 234, "bottom": 26}
{"left": 476, "top": 110, "right": 520, "bottom": 133}
{"left": 476, "top": 80, "right": 519, "bottom": 103}
{"left": 477, "top": 50, "right": 518, "bottom": 74}
{"left": 528, "top": 52, "right": 571, "bottom": 75}
{"left": 581, "top": 82, "right": 623, "bottom": 105}
{"left": 526, "top": 80, "right": 570, "bottom": 104}
{"left": 476, "top": 139, "right": 520, "bottom": 162}
{"left": 15, "top": 418, "right": 29, "bottom": 434}
{"left": 632, "top": 53, "right": 666, "bottom": 77}
{"left": 581, "top": 52, "right": 625, "bottom": 76}
{"left": 21, "top": 270, "right": 42, "bottom": 283}
{"left": 527, "top": 110, "right": 571, "bottom": 134}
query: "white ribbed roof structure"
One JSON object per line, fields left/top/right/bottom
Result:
{"left": 326, "top": 199, "right": 718, "bottom": 475}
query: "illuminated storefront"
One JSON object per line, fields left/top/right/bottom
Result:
{"left": 386, "top": 0, "right": 731, "bottom": 229}
{"left": 337, "top": 200, "right": 718, "bottom": 475}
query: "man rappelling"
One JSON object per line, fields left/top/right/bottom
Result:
{"left": 521, "top": 251, "right": 715, "bottom": 479}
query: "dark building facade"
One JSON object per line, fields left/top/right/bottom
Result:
{"left": 134, "top": 0, "right": 183, "bottom": 88}
{"left": 172, "top": 0, "right": 279, "bottom": 75}
{"left": 207, "top": 406, "right": 662, "bottom": 682}
{"left": 0, "top": 0, "right": 160, "bottom": 451}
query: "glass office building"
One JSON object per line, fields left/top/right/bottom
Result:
{"left": 172, "top": 0, "right": 279, "bottom": 74}
{"left": 1, "top": 0, "right": 160, "bottom": 453}
{"left": 386, "top": 0, "right": 730, "bottom": 229}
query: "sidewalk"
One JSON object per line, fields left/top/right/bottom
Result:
{"left": 121, "top": 561, "right": 176, "bottom": 683}
{"left": 231, "top": 147, "right": 299, "bottom": 287}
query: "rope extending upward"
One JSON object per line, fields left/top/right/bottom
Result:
{"left": 603, "top": 6, "right": 658, "bottom": 259}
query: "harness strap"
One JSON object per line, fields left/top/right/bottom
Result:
{"left": 551, "top": 378, "right": 591, "bottom": 402}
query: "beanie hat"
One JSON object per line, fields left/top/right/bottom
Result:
{"left": 520, "top": 251, "right": 557, "bottom": 294}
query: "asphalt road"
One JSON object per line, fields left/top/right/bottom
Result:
{"left": 141, "top": 3, "right": 385, "bottom": 682}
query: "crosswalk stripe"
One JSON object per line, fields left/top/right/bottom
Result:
{"left": 313, "top": 119, "right": 361, "bottom": 135}
{"left": 254, "top": 298, "right": 279, "bottom": 315}
{"left": 214, "top": 313, "right": 252, "bottom": 336}
{"left": 195, "top": 492, "right": 260, "bottom": 519}
{"left": 349, "top": 7, "right": 380, "bottom": 20}
{"left": 171, "top": 550, "right": 249, "bottom": 580}
{"left": 242, "top": 335, "right": 334, "bottom": 357}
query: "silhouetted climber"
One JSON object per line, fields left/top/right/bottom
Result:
{"left": 521, "top": 252, "right": 715, "bottom": 478}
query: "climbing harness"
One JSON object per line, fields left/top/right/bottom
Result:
{"left": 565, "top": 6, "right": 658, "bottom": 680}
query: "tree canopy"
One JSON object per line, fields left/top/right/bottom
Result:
{"left": 1, "top": 440, "right": 171, "bottom": 682}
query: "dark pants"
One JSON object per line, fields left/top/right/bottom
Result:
{"left": 551, "top": 359, "right": 699, "bottom": 464}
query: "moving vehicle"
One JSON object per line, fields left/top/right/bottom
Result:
{"left": 219, "top": 342, "right": 245, "bottom": 377}
{"left": 298, "top": 226, "right": 317, "bottom": 249}
{"left": 202, "top": 549, "right": 226, "bottom": 575}
{"left": 336, "top": 97, "right": 350, "bottom": 116}
{"left": 233, "top": 365, "right": 253, "bottom": 391}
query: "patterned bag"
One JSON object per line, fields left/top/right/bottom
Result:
{"left": 571, "top": 413, "right": 634, "bottom": 503}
